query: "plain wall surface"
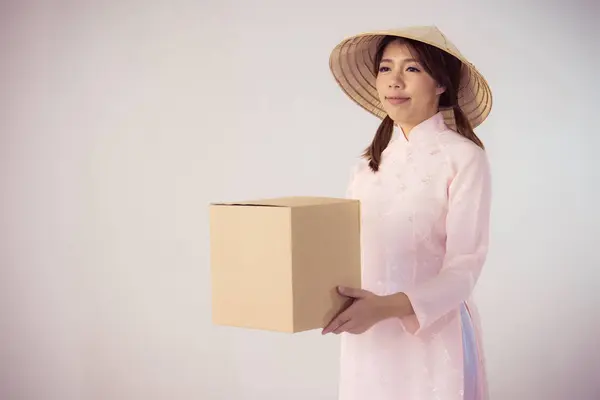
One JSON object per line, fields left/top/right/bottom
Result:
{"left": 1, "top": 1, "right": 599, "bottom": 399}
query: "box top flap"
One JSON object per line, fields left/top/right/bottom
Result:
{"left": 210, "top": 196, "right": 354, "bottom": 208}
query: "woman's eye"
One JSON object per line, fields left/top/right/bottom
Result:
{"left": 378, "top": 66, "right": 390, "bottom": 72}
{"left": 406, "top": 66, "right": 420, "bottom": 72}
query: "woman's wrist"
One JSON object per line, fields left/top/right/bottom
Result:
{"left": 380, "top": 292, "right": 415, "bottom": 319}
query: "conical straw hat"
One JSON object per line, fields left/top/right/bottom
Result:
{"left": 329, "top": 26, "right": 493, "bottom": 130}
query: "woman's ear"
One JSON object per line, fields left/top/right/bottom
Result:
{"left": 435, "top": 83, "right": 446, "bottom": 96}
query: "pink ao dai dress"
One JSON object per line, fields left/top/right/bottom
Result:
{"left": 339, "top": 111, "right": 492, "bottom": 400}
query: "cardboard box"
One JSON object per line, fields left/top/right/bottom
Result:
{"left": 209, "top": 196, "right": 361, "bottom": 333}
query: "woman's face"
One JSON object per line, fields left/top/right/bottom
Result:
{"left": 375, "top": 40, "right": 445, "bottom": 132}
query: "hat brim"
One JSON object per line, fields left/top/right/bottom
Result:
{"left": 329, "top": 29, "right": 493, "bottom": 130}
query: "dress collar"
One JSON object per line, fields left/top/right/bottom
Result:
{"left": 391, "top": 111, "right": 447, "bottom": 144}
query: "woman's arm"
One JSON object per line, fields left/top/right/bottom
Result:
{"left": 322, "top": 144, "right": 492, "bottom": 336}
{"left": 393, "top": 144, "right": 492, "bottom": 335}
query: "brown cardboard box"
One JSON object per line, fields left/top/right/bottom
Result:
{"left": 209, "top": 196, "right": 361, "bottom": 333}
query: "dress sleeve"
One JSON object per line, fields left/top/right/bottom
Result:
{"left": 401, "top": 145, "right": 492, "bottom": 336}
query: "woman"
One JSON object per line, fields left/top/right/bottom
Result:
{"left": 321, "top": 26, "right": 493, "bottom": 400}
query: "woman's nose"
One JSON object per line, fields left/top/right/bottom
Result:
{"left": 388, "top": 77, "right": 404, "bottom": 89}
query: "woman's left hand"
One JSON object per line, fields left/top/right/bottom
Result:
{"left": 321, "top": 286, "right": 391, "bottom": 335}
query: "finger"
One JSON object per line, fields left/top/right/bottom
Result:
{"left": 322, "top": 316, "right": 345, "bottom": 335}
{"left": 346, "top": 325, "right": 365, "bottom": 335}
{"left": 322, "top": 299, "right": 354, "bottom": 335}
{"left": 333, "top": 318, "right": 354, "bottom": 334}
{"left": 338, "top": 286, "right": 369, "bottom": 299}
{"left": 322, "top": 310, "right": 351, "bottom": 335}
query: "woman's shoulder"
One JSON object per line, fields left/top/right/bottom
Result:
{"left": 435, "top": 129, "right": 489, "bottom": 171}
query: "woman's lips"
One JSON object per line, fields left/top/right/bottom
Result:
{"left": 386, "top": 96, "right": 410, "bottom": 105}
